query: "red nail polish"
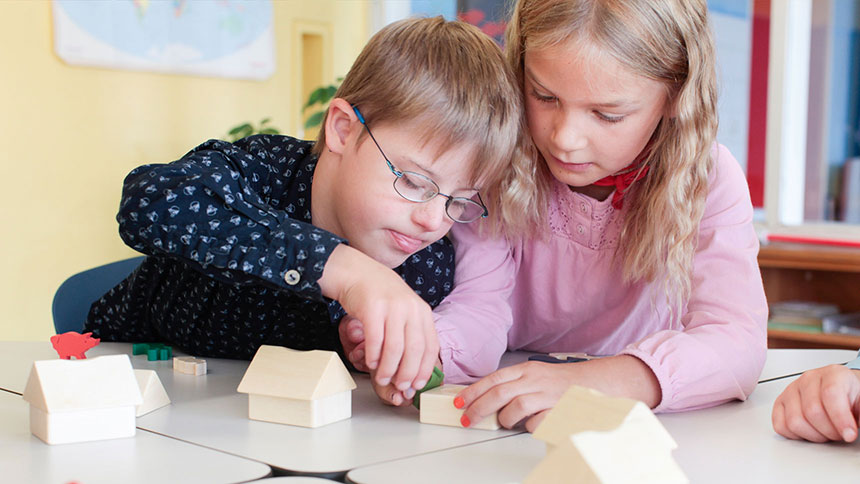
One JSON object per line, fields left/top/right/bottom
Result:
{"left": 453, "top": 396, "right": 465, "bottom": 409}
{"left": 460, "top": 414, "right": 471, "bottom": 428}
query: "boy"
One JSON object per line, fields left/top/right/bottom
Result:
{"left": 84, "top": 16, "right": 521, "bottom": 395}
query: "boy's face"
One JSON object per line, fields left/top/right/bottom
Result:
{"left": 329, "top": 120, "right": 479, "bottom": 268}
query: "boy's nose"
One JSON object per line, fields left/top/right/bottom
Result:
{"left": 411, "top": 196, "right": 448, "bottom": 233}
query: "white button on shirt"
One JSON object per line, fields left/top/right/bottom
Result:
{"left": 285, "top": 269, "right": 301, "bottom": 285}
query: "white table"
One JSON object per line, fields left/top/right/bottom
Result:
{"left": 2, "top": 343, "right": 856, "bottom": 481}
{"left": 0, "top": 342, "right": 520, "bottom": 479}
{"left": 0, "top": 390, "right": 272, "bottom": 484}
{"left": 759, "top": 348, "right": 856, "bottom": 381}
{"left": 346, "top": 376, "right": 860, "bottom": 484}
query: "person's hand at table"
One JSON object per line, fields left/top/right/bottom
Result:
{"left": 772, "top": 364, "right": 860, "bottom": 443}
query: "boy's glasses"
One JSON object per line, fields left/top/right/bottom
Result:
{"left": 352, "top": 106, "right": 489, "bottom": 224}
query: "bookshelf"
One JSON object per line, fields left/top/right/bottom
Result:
{"left": 759, "top": 242, "right": 860, "bottom": 349}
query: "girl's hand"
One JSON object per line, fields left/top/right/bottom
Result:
{"left": 772, "top": 365, "right": 860, "bottom": 443}
{"left": 454, "top": 360, "right": 576, "bottom": 432}
{"left": 455, "top": 355, "right": 661, "bottom": 432}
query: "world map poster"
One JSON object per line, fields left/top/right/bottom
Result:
{"left": 52, "top": 0, "right": 275, "bottom": 80}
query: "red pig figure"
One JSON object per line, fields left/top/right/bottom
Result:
{"left": 50, "top": 331, "right": 101, "bottom": 359}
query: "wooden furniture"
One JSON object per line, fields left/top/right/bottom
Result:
{"left": 759, "top": 242, "right": 860, "bottom": 349}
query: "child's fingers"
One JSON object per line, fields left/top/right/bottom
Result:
{"left": 392, "top": 317, "right": 423, "bottom": 391}
{"left": 345, "top": 317, "right": 365, "bottom": 343}
{"left": 458, "top": 368, "right": 523, "bottom": 427}
{"left": 797, "top": 379, "right": 842, "bottom": 441}
{"left": 348, "top": 342, "right": 368, "bottom": 372}
{"left": 781, "top": 388, "right": 831, "bottom": 443}
{"left": 361, "top": 308, "right": 385, "bottom": 371}
{"left": 412, "top": 322, "right": 439, "bottom": 390}
{"left": 820, "top": 372, "right": 860, "bottom": 442}
{"left": 524, "top": 409, "right": 550, "bottom": 433}
{"left": 772, "top": 401, "right": 800, "bottom": 440}
{"left": 374, "top": 314, "right": 405, "bottom": 387}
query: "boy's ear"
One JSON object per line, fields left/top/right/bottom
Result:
{"left": 324, "top": 98, "right": 360, "bottom": 155}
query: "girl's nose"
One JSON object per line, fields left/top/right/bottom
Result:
{"left": 551, "top": 112, "right": 588, "bottom": 153}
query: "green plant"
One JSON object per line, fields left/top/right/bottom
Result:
{"left": 302, "top": 77, "right": 342, "bottom": 130}
{"left": 225, "top": 118, "right": 280, "bottom": 142}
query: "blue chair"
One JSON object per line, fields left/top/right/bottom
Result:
{"left": 52, "top": 256, "right": 145, "bottom": 334}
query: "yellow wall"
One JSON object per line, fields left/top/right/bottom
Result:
{"left": 0, "top": 1, "right": 368, "bottom": 341}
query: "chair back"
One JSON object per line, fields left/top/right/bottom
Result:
{"left": 52, "top": 256, "right": 145, "bottom": 334}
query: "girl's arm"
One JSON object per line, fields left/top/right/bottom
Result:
{"left": 432, "top": 221, "right": 518, "bottom": 383}
{"left": 617, "top": 144, "right": 768, "bottom": 412}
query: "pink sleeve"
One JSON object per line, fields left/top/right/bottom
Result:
{"left": 433, "top": 222, "right": 517, "bottom": 383}
{"left": 619, "top": 145, "right": 768, "bottom": 412}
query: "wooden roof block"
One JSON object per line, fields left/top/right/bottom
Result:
{"left": 237, "top": 345, "right": 356, "bottom": 400}
{"left": 22, "top": 354, "right": 142, "bottom": 412}
{"left": 533, "top": 385, "right": 676, "bottom": 450}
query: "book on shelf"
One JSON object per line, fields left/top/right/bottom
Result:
{"left": 822, "top": 313, "right": 860, "bottom": 337}
{"left": 768, "top": 300, "right": 840, "bottom": 331}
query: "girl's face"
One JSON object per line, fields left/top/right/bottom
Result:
{"left": 524, "top": 39, "right": 668, "bottom": 191}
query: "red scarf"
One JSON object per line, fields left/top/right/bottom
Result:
{"left": 592, "top": 159, "right": 650, "bottom": 209}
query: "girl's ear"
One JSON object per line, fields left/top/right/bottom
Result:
{"left": 324, "top": 98, "right": 359, "bottom": 155}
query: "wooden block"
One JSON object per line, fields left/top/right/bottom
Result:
{"left": 419, "top": 384, "right": 500, "bottom": 430}
{"left": 527, "top": 385, "right": 687, "bottom": 483}
{"left": 22, "top": 355, "right": 141, "bottom": 445}
{"left": 173, "top": 356, "right": 207, "bottom": 375}
{"left": 248, "top": 392, "right": 351, "bottom": 428}
{"left": 134, "top": 369, "right": 171, "bottom": 416}
{"left": 237, "top": 345, "right": 356, "bottom": 428}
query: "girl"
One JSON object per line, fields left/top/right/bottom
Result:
{"left": 386, "top": 0, "right": 768, "bottom": 428}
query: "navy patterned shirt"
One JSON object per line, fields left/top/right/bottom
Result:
{"left": 84, "top": 135, "right": 455, "bottom": 360}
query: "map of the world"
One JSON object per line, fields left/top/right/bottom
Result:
{"left": 53, "top": 0, "right": 275, "bottom": 80}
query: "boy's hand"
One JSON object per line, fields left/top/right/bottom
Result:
{"left": 772, "top": 364, "right": 860, "bottom": 443}
{"left": 368, "top": 368, "right": 415, "bottom": 407}
{"left": 338, "top": 315, "right": 369, "bottom": 372}
{"left": 319, "top": 244, "right": 439, "bottom": 393}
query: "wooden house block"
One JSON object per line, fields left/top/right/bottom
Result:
{"left": 419, "top": 384, "right": 500, "bottom": 430}
{"left": 526, "top": 385, "right": 687, "bottom": 484}
{"left": 134, "top": 369, "right": 171, "bottom": 417}
{"left": 22, "top": 354, "right": 142, "bottom": 445}
{"left": 173, "top": 356, "right": 207, "bottom": 375}
{"left": 236, "top": 345, "right": 356, "bottom": 428}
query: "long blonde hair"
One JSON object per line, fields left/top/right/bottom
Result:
{"left": 504, "top": 0, "right": 718, "bottom": 314}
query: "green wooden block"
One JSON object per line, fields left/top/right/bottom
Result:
{"left": 412, "top": 366, "right": 445, "bottom": 409}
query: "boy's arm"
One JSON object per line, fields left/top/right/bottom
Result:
{"left": 118, "top": 136, "right": 342, "bottom": 300}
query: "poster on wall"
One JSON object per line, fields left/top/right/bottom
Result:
{"left": 52, "top": 0, "right": 275, "bottom": 80}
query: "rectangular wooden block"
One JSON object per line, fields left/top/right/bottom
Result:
{"left": 419, "top": 384, "right": 500, "bottom": 430}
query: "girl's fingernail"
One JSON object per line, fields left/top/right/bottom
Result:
{"left": 378, "top": 377, "right": 390, "bottom": 386}
{"left": 404, "top": 388, "right": 416, "bottom": 399}
{"left": 354, "top": 349, "right": 364, "bottom": 362}
{"left": 453, "top": 396, "right": 465, "bottom": 409}
{"left": 350, "top": 329, "right": 363, "bottom": 340}
{"left": 460, "top": 414, "right": 471, "bottom": 428}
{"left": 396, "top": 380, "right": 411, "bottom": 391}
{"left": 843, "top": 428, "right": 856, "bottom": 442}
{"left": 414, "top": 380, "right": 427, "bottom": 390}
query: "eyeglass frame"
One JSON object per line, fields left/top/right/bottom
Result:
{"left": 351, "top": 105, "right": 489, "bottom": 223}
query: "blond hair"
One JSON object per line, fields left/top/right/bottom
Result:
{"left": 314, "top": 17, "right": 523, "bottom": 206}
{"left": 504, "top": 0, "right": 718, "bottom": 315}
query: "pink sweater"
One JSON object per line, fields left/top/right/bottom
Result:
{"left": 433, "top": 144, "right": 768, "bottom": 412}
